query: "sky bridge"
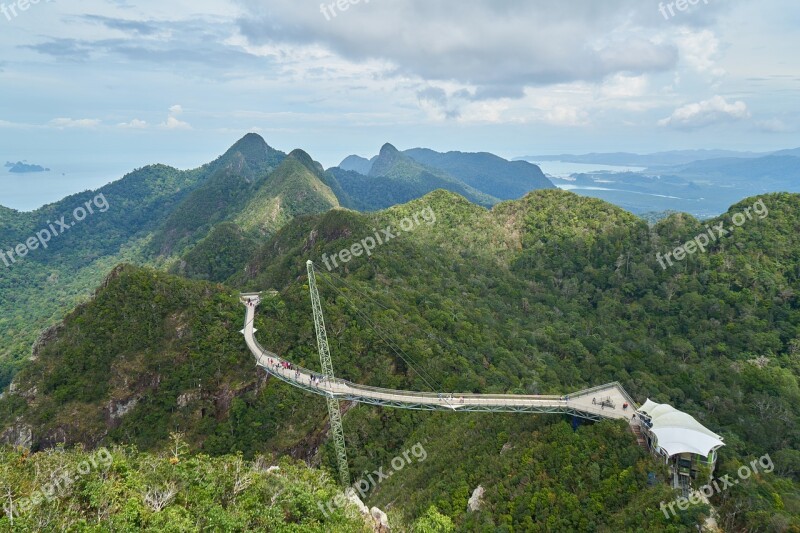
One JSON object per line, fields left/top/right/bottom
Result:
{"left": 241, "top": 264, "right": 723, "bottom": 502}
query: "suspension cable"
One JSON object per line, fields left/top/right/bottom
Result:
{"left": 314, "top": 265, "right": 447, "bottom": 396}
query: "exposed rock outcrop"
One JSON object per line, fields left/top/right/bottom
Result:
{"left": 0, "top": 419, "right": 33, "bottom": 449}
{"left": 468, "top": 485, "right": 485, "bottom": 512}
{"left": 370, "top": 506, "right": 390, "bottom": 532}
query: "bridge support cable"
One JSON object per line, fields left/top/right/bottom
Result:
{"left": 312, "top": 264, "right": 449, "bottom": 402}
{"left": 306, "top": 260, "right": 351, "bottom": 488}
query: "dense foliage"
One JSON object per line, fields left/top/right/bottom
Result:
{"left": 148, "top": 133, "right": 285, "bottom": 255}
{"left": 233, "top": 150, "right": 340, "bottom": 237}
{"left": 173, "top": 223, "right": 256, "bottom": 282}
{"left": 0, "top": 163, "right": 208, "bottom": 389}
{"left": 0, "top": 438, "right": 371, "bottom": 532}
{"left": 3, "top": 187, "right": 798, "bottom": 530}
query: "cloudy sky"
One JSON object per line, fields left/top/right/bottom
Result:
{"left": 1, "top": 0, "right": 798, "bottom": 207}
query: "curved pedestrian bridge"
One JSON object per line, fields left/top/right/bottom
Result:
{"left": 242, "top": 298, "right": 636, "bottom": 422}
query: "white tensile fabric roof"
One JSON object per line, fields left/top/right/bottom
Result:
{"left": 638, "top": 399, "right": 724, "bottom": 458}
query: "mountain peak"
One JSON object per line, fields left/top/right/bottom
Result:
{"left": 213, "top": 133, "right": 285, "bottom": 175}
{"left": 338, "top": 155, "right": 374, "bottom": 175}
{"left": 287, "top": 148, "right": 325, "bottom": 176}
{"left": 288, "top": 148, "right": 314, "bottom": 164}
{"left": 380, "top": 143, "right": 400, "bottom": 156}
{"left": 230, "top": 132, "right": 268, "bottom": 152}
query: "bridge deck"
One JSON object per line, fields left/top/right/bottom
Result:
{"left": 242, "top": 300, "right": 635, "bottom": 422}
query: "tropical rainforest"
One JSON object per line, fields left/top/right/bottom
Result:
{"left": 0, "top": 134, "right": 798, "bottom": 532}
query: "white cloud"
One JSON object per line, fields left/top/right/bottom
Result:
{"left": 118, "top": 119, "right": 148, "bottom": 129}
{"left": 543, "top": 106, "right": 590, "bottom": 127}
{"left": 161, "top": 116, "right": 191, "bottom": 130}
{"left": 1, "top": 0, "right": 795, "bottom": 160}
{"left": 756, "top": 118, "right": 792, "bottom": 133}
{"left": 236, "top": 0, "right": 679, "bottom": 92}
{"left": 674, "top": 29, "right": 726, "bottom": 77}
{"left": 159, "top": 105, "right": 191, "bottom": 130}
{"left": 600, "top": 74, "right": 649, "bottom": 99}
{"left": 49, "top": 118, "right": 102, "bottom": 129}
{"left": 658, "top": 95, "right": 750, "bottom": 129}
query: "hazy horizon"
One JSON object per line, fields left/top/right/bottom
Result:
{"left": 2, "top": 0, "right": 799, "bottom": 209}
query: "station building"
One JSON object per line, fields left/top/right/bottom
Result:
{"left": 634, "top": 399, "right": 725, "bottom": 493}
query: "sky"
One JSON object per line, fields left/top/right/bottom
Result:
{"left": 1, "top": 0, "right": 798, "bottom": 210}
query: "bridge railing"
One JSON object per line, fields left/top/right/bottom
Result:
{"left": 245, "top": 304, "right": 632, "bottom": 411}
{"left": 249, "top": 330, "right": 567, "bottom": 403}
{"left": 570, "top": 382, "right": 636, "bottom": 406}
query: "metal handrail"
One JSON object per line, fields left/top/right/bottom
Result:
{"left": 572, "top": 381, "right": 638, "bottom": 409}
{"left": 250, "top": 336, "right": 624, "bottom": 406}
{"left": 244, "top": 303, "right": 635, "bottom": 418}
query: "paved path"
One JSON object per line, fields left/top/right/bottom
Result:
{"left": 242, "top": 298, "right": 636, "bottom": 421}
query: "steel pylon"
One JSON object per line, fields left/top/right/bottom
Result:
{"left": 306, "top": 260, "right": 350, "bottom": 488}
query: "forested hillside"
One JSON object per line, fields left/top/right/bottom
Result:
{"left": 1, "top": 135, "right": 518, "bottom": 392}
{"left": 0, "top": 163, "right": 207, "bottom": 389}
{"left": 0, "top": 441, "right": 376, "bottom": 531}
{"left": 2, "top": 189, "right": 798, "bottom": 531}
{"left": 0, "top": 133, "right": 290, "bottom": 389}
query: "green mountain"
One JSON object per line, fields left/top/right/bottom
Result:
{"left": 404, "top": 147, "right": 555, "bottom": 199}
{"left": 0, "top": 135, "right": 331, "bottom": 392}
{"left": 2, "top": 188, "right": 798, "bottom": 531}
{"left": 234, "top": 149, "right": 340, "bottom": 236}
{"left": 171, "top": 222, "right": 255, "bottom": 282}
{"left": 339, "top": 147, "right": 556, "bottom": 201}
{"left": 328, "top": 143, "right": 499, "bottom": 210}
{"left": 323, "top": 167, "right": 394, "bottom": 212}
{"left": 0, "top": 163, "right": 209, "bottom": 389}
{"left": 338, "top": 154, "right": 375, "bottom": 175}
{"left": 150, "top": 134, "right": 286, "bottom": 256}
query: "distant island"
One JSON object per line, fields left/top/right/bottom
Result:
{"left": 5, "top": 161, "right": 51, "bottom": 173}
